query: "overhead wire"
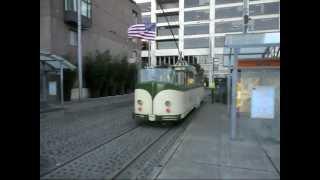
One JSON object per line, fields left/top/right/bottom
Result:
{"left": 157, "top": 0, "right": 184, "bottom": 64}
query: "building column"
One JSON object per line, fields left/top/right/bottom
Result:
{"left": 209, "top": 0, "right": 216, "bottom": 82}
{"left": 179, "top": 0, "right": 184, "bottom": 59}
{"left": 150, "top": 0, "right": 157, "bottom": 66}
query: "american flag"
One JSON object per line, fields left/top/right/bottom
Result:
{"left": 128, "top": 23, "right": 156, "bottom": 41}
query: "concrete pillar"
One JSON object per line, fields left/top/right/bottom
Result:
{"left": 230, "top": 48, "right": 239, "bottom": 140}
{"left": 150, "top": 0, "right": 157, "bottom": 66}
{"left": 179, "top": 0, "right": 184, "bottom": 59}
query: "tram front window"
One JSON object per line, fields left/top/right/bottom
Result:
{"left": 139, "top": 69, "right": 175, "bottom": 83}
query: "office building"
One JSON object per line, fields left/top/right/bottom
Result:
{"left": 135, "top": 0, "right": 280, "bottom": 80}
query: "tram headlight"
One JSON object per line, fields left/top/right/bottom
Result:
{"left": 164, "top": 101, "right": 171, "bottom": 107}
{"left": 137, "top": 99, "right": 143, "bottom": 105}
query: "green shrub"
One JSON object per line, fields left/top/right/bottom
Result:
{"left": 62, "top": 54, "right": 77, "bottom": 101}
{"left": 84, "top": 50, "right": 137, "bottom": 98}
{"left": 63, "top": 69, "right": 77, "bottom": 101}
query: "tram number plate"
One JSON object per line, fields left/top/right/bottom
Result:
{"left": 149, "top": 114, "right": 155, "bottom": 121}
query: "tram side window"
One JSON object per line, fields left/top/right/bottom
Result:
{"left": 187, "top": 72, "right": 195, "bottom": 87}
{"left": 176, "top": 71, "right": 186, "bottom": 86}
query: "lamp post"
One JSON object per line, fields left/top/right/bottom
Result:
{"left": 77, "top": 0, "right": 83, "bottom": 100}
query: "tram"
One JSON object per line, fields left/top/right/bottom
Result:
{"left": 134, "top": 62, "right": 205, "bottom": 122}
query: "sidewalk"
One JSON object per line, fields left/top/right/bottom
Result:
{"left": 156, "top": 98, "right": 280, "bottom": 179}
{"left": 40, "top": 93, "right": 133, "bottom": 114}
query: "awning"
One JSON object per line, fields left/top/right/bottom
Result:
{"left": 40, "top": 49, "right": 77, "bottom": 71}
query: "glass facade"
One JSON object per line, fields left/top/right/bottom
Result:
{"left": 138, "top": 2, "right": 151, "bottom": 13}
{"left": 184, "top": 24, "right": 209, "bottom": 35}
{"left": 215, "top": 6, "right": 243, "bottom": 19}
{"left": 142, "top": 15, "right": 151, "bottom": 24}
{"left": 157, "top": 40, "right": 179, "bottom": 49}
{"left": 215, "top": 0, "right": 242, "bottom": 5}
{"left": 157, "top": 26, "right": 179, "bottom": 36}
{"left": 137, "top": 0, "right": 280, "bottom": 78}
{"left": 184, "top": 9, "right": 210, "bottom": 22}
{"left": 215, "top": 36, "right": 225, "bottom": 48}
{"left": 156, "top": 56, "right": 179, "bottom": 65}
{"left": 251, "top": 18, "right": 279, "bottom": 31}
{"left": 249, "top": 2, "right": 280, "bottom": 16}
{"left": 65, "top": 0, "right": 92, "bottom": 18}
{"left": 184, "top": 38, "right": 209, "bottom": 49}
{"left": 157, "top": 12, "right": 179, "bottom": 23}
{"left": 157, "top": 1, "right": 179, "bottom": 9}
{"left": 184, "top": 0, "right": 210, "bottom": 8}
{"left": 215, "top": 20, "right": 243, "bottom": 33}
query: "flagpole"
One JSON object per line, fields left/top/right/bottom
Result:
{"left": 148, "top": 40, "right": 151, "bottom": 67}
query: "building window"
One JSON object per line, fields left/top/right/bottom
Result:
{"left": 69, "top": 30, "right": 78, "bottom": 46}
{"left": 81, "top": 0, "right": 91, "bottom": 18}
{"left": 157, "top": 1, "right": 179, "bottom": 10}
{"left": 157, "top": 26, "right": 179, "bottom": 36}
{"left": 65, "top": 0, "right": 76, "bottom": 11}
{"left": 250, "top": 18, "right": 279, "bottom": 31}
{"left": 215, "top": 6, "right": 243, "bottom": 19}
{"left": 215, "top": 20, "right": 242, "bottom": 33}
{"left": 184, "top": 9, "right": 210, "bottom": 22}
{"left": 185, "top": 0, "right": 209, "bottom": 8}
{"left": 132, "top": 10, "right": 138, "bottom": 24}
{"left": 138, "top": 2, "right": 151, "bottom": 13}
{"left": 142, "top": 15, "right": 151, "bottom": 24}
{"left": 157, "top": 40, "right": 179, "bottom": 49}
{"left": 132, "top": 51, "right": 137, "bottom": 58}
{"left": 184, "top": 37, "right": 209, "bottom": 49}
{"left": 249, "top": 2, "right": 280, "bottom": 16}
{"left": 157, "top": 12, "right": 179, "bottom": 23}
{"left": 215, "top": 0, "right": 242, "bottom": 5}
{"left": 141, "top": 57, "right": 149, "bottom": 67}
{"left": 215, "top": 36, "right": 225, "bottom": 48}
{"left": 165, "top": 56, "right": 169, "bottom": 64}
{"left": 184, "top": 23, "right": 209, "bottom": 35}
{"left": 141, "top": 41, "right": 148, "bottom": 50}
{"left": 65, "top": 0, "right": 92, "bottom": 18}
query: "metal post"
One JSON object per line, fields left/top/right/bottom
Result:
{"left": 41, "top": 62, "right": 48, "bottom": 102}
{"left": 230, "top": 48, "right": 239, "bottom": 140}
{"left": 243, "top": 0, "right": 249, "bottom": 34}
{"left": 77, "top": 0, "right": 83, "bottom": 100}
{"left": 148, "top": 40, "right": 151, "bottom": 66}
{"left": 227, "top": 73, "right": 231, "bottom": 114}
{"left": 212, "top": 58, "right": 215, "bottom": 104}
{"left": 60, "top": 63, "right": 64, "bottom": 106}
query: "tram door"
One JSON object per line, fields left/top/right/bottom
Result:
{"left": 214, "top": 78, "right": 227, "bottom": 104}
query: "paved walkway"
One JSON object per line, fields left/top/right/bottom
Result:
{"left": 156, "top": 98, "right": 280, "bottom": 179}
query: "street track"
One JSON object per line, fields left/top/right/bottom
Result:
{"left": 40, "top": 99, "right": 136, "bottom": 176}
{"left": 40, "top": 95, "right": 206, "bottom": 179}
{"left": 41, "top": 124, "right": 172, "bottom": 179}
{"left": 40, "top": 124, "right": 139, "bottom": 178}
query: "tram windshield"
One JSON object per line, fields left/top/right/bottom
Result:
{"left": 139, "top": 68, "right": 175, "bottom": 83}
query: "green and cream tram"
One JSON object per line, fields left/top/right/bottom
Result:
{"left": 134, "top": 63, "right": 205, "bottom": 122}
